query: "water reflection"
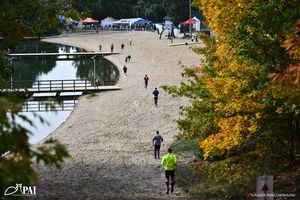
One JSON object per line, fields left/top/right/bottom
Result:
{"left": 11, "top": 42, "right": 119, "bottom": 86}
{"left": 8, "top": 40, "right": 119, "bottom": 144}
{"left": 24, "top": 98, "right": 77, "bottom": 112}
{"left": 11, "top": 40, "right": 59, "bottom": 53}
{"left": 75, "top": 58, "right": 118, "bottom": 85}
{"left": 19, "top": 95, "right": 79, "bottom": 144}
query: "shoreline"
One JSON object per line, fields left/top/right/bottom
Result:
{"left": 35, "top": 31, "right": 201, "bottom": 199}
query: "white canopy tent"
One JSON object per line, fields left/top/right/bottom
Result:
{"left": 193, "top": 16, "right": 201, "bottom": 31}
{"left": 112, "top": 18, "right": 143, "bottom": 26}
{"left": 101, "top": 17, "right": 117, "bottom": 27}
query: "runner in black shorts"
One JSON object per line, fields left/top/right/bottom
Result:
{"left": 161, "top": 148, "right": 177, "bottom": 194}
{"left": 152, "top": 87, "right": 159, "bottom": 106}
{"left": 165, "top": 170, "right": 175, "bottom": 180}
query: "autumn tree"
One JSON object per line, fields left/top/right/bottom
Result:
{"left": 0, "top": 0, "right": 73, "bottom": 194}
{"left": 164, "top": 0, "right": 300, "bottom": 192}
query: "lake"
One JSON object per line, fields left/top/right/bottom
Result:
{"left": 9, "top": 40, "right": 119, "bottom": 144}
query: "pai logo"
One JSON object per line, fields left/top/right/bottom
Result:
{"left": 4, "top": 183, "right": 36, "bottom": 196}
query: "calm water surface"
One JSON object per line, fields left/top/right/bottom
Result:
{"left": 10, "top": 41, "right": 119, "bottom": 144}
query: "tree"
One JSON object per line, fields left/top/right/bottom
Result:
{"left": 70, "top": 0, "right": 104, "bottom": 19}
{"left": 70, "top": 0, "right": 188, "bottom": 23}
{"left": 0, "top": 0, "right": 71, "bottom": 194}
{"left": 164, "top": 0, "right": 300, "bottom": 188}
{"left": 131, "top": 0, "right": 166, "bottom": 22}
{"left": 163, "top": 0, "right": 189, "bottom": 24}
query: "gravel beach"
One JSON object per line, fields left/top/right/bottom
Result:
{"left": 35, "top": 31, "right": 201, "bottom": 200}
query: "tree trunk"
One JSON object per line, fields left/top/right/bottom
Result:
{"left": 290, "top": 118, "right": 295, "bottom": 164}
{"left": 295, "top": 117, "right": 300, "bottom": 141}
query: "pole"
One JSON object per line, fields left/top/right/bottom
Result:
{"left": 189, "top": 0, "right": 192, "bottom": 37}
{"left": 91, "top": 55, "right": 97, "bottom": 84}
{"left": 9, "top": 57, "right": 14, "bottom": 89}
{"left": 93, "top": 59, "right": 95, "bottom": 82}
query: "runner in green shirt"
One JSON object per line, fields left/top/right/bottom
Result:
{"left": 161, "top": 148, "right": 177, "bottom": 194}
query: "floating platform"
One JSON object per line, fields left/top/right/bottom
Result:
{"left": 169, "top": 42, "right": 203, "bottom": 47}
{"left": 3, "top": 85, "right": 121, "bottom": 94}
{"left": 3, "top": 79, "right": 121, "bottom": 96}
{"left": 7, "top": 52, "right": 119, "bottom": 57}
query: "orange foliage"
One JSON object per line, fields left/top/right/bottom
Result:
{"left": 270, "top": 19, "right": 300, "bottom": 83}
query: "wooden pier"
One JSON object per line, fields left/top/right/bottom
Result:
{"left": 169, "top": 42, "right": 203, "bottom": 47}
{"left": 7, "top": 52, "right": 119, "bottom": 58}
{"left": 22, "top": 99, "right": 77, "bottom": 112}
{"left": 3, "top": 79, "right": 121, "bottom": 95}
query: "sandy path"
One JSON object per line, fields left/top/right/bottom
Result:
{"left": 34, "top": 31, "right": 200, "bottom": 199}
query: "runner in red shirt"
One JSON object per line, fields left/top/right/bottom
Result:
{"left": 144, "top": 74, "right": 149, "bottom": 89}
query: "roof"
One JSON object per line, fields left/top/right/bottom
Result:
{"left": 102, "top": 17, "right": 116, "bottom": 22}
{"left": 113, "top": 18, "right": 143, "bottom": 24}
{"left": 193, "top": 17, "right": 200, "bottom": 22}
{"left": 163, "top": 16, "right": 172, "bottom": 20}
{"left": 182, "top": 18, "right": 196, "bottom": 25}
{"left": 81, "top": 17, "right": 99, "bottom": 23}
{"left": 134, "top": 19, "right": 152, "bottom": 25}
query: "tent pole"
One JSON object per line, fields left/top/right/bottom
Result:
{"left": 189, "top": 0, "right": 192, "bottom": 37}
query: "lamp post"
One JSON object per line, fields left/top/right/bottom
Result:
{"left": 9, "top": 57, "right": 15, "bottom": 89}
{"left": 91, "top": 55, "right": 97, "bottom": 85}
{"left": 189, "top": 0, "right": 192, "bottom": 37}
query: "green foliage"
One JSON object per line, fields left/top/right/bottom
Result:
{"left": 70, "top": 0, "right": 162, "bottom": 21}
{"left": 86, "top": 92, "right": 98, "bottom": 99}
{"left": 134, "top": 0, "right": 166, "bottom": 22}
{"left": 0, "top": 93, "right": 70, "bottom": 193}
{"left": 0, "top": 0, "right": 71, "bottom": 195}
{"left": 70, "top": 0, "right": 194, "bottom": 23}
{"left": 171, "top": 138, "right": 203, "bottom": 157}
{"left": 162, "top": 0, "right": 189, "bottom": 24}
{"left": 172, "top": 139, "right": 255, "bottom": 199}
{"left": 0, "top": 0, "right": 81, "bottom": 44}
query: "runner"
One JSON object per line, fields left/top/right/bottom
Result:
{"left": 123, "top": 65, "right": 127, "bottom": 76}
{"left": 152, "top": 87, "right": 159, "bottom": 106}
{"left": 127, "top": 54, "right": 131, "bottom": 62}
{"left": 111, "top": 43, "right": 114, "bottom": 52}
{"left": 161, "top": 148, "right": 177, "bottom": 194}
{"left": 144, "top": 74, "right": 149, "bottom": 89}
{"left": 152, "top": 131, "right": 163, "bottom": 159}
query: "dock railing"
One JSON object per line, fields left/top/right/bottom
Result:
{"left": 31, "top": 79, "right": 92, "bottom": 92}
{"left": 3, "top": 79, "right": 120, "bottom": 94}
{"left": 23, "top": 99, "right": 77, "bottom": 112}
{"left": 5, "top": 79, "right": 97, "bottom": 92}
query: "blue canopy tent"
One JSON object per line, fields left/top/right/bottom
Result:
{"left": 134, "top": 19, "right": 152, "bottom": 25}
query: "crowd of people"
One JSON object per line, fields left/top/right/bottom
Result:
{"left": 63, "top": 21, "right": 155, "bottom": 33}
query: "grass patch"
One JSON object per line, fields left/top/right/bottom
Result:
{"left": 172, "top": 138, "right": 255, "bottom": 199}
{"left": 176, "top": 161, "right": 255, "bottom": 199}
{"left": 171, "top": 138, "right": 203, "bottom": 159}
{"left": 172, "top": 138, "right": 300, "bottom": 199}
{"left": 86, "top": 92, "right": 98, "bottom": 99}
